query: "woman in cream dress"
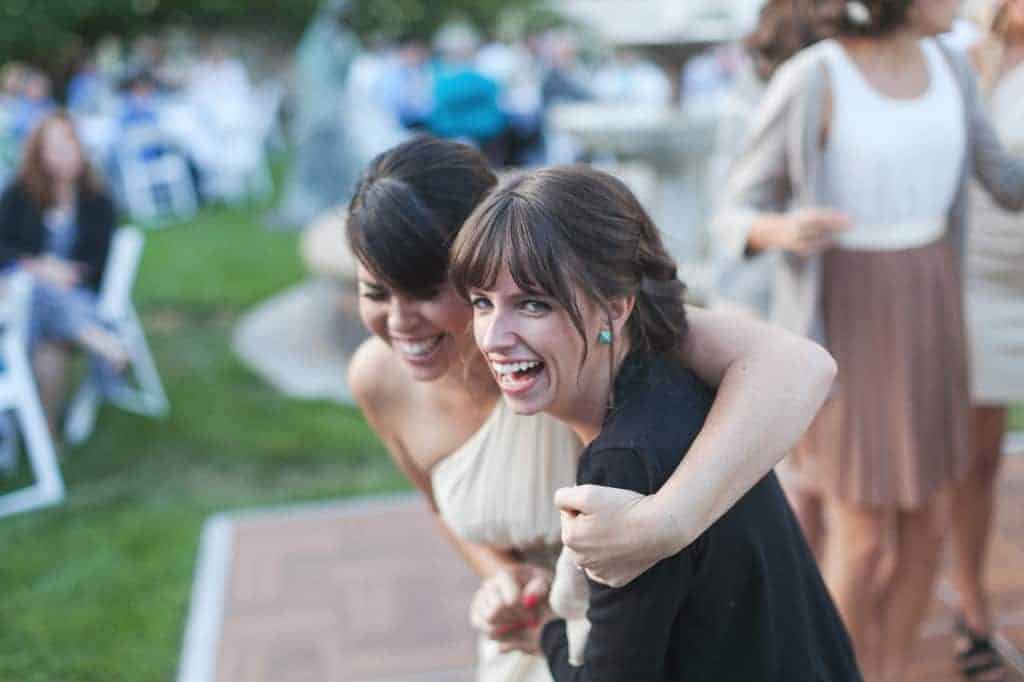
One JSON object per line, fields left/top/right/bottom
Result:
{"left": 951, "top": 1, "right": 1024, "bottom": 677}
{"left": 345, "top": 136, "right": 837, "bottom": 680}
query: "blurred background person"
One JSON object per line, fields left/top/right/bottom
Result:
{"left": 714, "top": 0, "right": 1024, "bottom": 678}
{"left": 951, "top": 0, "right": 1024, "bottom": 678}
{"left": 710, "top": 0, "right": 824, "bottom": 321}
{"left": 709, "top": 0, "right": 828, "bottom": 559}
{"left": 477, "top": 27, "right": 544, "bottom": 166}
{"left": 592, "top": 47, "right": 671, "bottom": 106}
{"left": 0, "top": 111, "right": 126, "bottom": 434}
{"left": 67, "top": 53, "right": 109, "bottom": 117}
{"left": 11, "top": 69, "right": 55, "bottom": 144}
{"left": 427, "top": 23, "right": 509, "bottom": 166}
{"left": 376, "top": 37, "right": 433, "bottom": 130}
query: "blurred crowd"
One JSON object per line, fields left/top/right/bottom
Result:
{"left": 0, "top": 32, "right": 275, "bottom": 212}
{"left": 343, "top": 24, "right": 685, "bottom": 168}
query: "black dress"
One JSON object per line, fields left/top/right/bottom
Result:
{"left": 540, "top": 351, "right": 862, "bottom": 682}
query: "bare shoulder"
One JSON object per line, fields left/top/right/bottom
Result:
{"left": 348, "top": 337, "right": 408, "bottom": 418}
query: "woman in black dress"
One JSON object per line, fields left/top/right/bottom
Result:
{"left": 449, "top": 165, "right": 861, "bottom": 681}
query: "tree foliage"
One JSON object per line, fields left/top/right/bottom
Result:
{"left": 0, "top": 0, "right": 552, "bottom": 69}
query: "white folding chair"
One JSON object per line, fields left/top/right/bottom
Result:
{"left": 64, "top": 227, "right": 169, "bottom": 445}
{"left": 200, "top": 83, "right": 279, "bottom": 204}
{"left": 117, "top": 125, "right": 199, "bottom": 223}
{"left": 0, "top": 272, "right": 65, "bottom": 517}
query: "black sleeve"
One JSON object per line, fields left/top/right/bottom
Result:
{"left": 540, "top": 447, "right": 693, "bottom": 682}
{"left": 77, "top": 194, "right": 116, "bottom": 291}
{"left": 0, "top": 185, "right": 31, "bottom": 268}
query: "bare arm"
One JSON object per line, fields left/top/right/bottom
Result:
{"left": 349, "top": 339, "right": 517, "bottom": 580}
{"left": 557, "top": 307, "right": 835, "bottom": 587}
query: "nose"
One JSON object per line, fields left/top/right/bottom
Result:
{"left": 477, "top": 306, "right": 516, "bottom": 355}
{"left": 387, "top": 297, "right": 419, "bottom": 334}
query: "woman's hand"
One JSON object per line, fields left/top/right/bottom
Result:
{"left": 21, "top": 255, "right": 83, "bottom": 289}
{"left": 556, "top": 485, "right": 680, "bottom": 588}
{"left": 747, "top": 208, "right": 850, "bottom": 256}
{"left": 469, "top": 564, "right": 552, "bottom": 647}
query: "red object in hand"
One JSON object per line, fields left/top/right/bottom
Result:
{"left": 522, "top": 594, "right": 539, "bottom": 609}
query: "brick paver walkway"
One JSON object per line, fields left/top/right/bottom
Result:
{"left": 179, "top": 456, "right": 1024, "bottom": 682}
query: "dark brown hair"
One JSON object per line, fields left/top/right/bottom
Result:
{"left": 449, "top": 165, "right": 688, "bottom": 367}
{"left": 346, "top": 136, "right": 497, "bottom": 296}
{"left": 811, "top": 0, "right": 914, "bottom": 38}
{"left": 745, "top": 0, "right": 824, "bottom": 80}
{"left": 16, "top": 110, "right": 104, "bottom": 210}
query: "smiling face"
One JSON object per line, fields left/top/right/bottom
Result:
{"left": 40, "top": 118, "right": 83, "bottom": 184}
{"left": 470, "top": 267, "right": 612, "bottom": 422}
{"left": 356, "top": 262, "right": 474, "bottom": 382}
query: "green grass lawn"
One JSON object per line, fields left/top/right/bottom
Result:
{"left": 0, "top": 203, "right": 404, "bottom": 682}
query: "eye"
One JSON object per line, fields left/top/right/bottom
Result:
{"left": 470, "top": 295, "right": 493, "bottom": 311}
{"left": 520, "top": 299, "right": 551, "bottom": 314}
{"left": 359, "top": 286, "right": 388, "bottom": 302}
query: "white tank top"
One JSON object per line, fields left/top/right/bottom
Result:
{"left": 821, "top": 39, "right": 965, "bottom": 251}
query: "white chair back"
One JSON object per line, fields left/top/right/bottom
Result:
{"left": 97, "top": 227, "right": 144, "bottom": 321}
{"left": 63, "top": 225, "right": 168, "bottom": 445}
{"left": 0, "top": 270, "right": 33, "bottom": 351}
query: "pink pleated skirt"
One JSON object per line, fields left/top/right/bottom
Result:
{"left": 791, "top": 238, "right": 971, "bottom": 509}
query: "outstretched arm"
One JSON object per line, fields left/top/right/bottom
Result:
{"left": 557, "top": 307, "right": 835, "bottom": 587}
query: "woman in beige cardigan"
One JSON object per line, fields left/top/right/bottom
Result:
{"left": 712, "top": 1, "right": 1024, "bottom": 680}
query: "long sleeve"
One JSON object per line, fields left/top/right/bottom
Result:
{"left": 711, "top": 67, "right": 796, "bottom": 262}
{"left": 75, "top": 194, "right": 116, "bottom": 291}
{"left": 541, "top": 447, "right": 694, "bottom": 682}
{"left": 964, "top": 62, "right": 1024, "bottom": 211}
{"left": 0, "top": 185, "right": 33, "bottom": 267}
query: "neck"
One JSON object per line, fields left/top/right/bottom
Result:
{"left": 864, "top": 28, "right": 922, "bottom": 61}
{"left": 559, "top": 340, "right": 632, "bottom": 447}
{"left": 52, "top": 181, "right": 75, "bottom": 208}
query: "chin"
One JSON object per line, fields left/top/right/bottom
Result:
{"left": 408, "top": 365, "right": 447, "bottom": 382}
{"left": 500, "top": 394, "right": 547, "bottom": 416}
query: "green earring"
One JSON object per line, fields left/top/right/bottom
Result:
{"left": 597, "top": 329, "right": 613, "bottom": 345}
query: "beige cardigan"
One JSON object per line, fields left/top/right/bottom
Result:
{"left": 713, "top": 39, "right": 1024, "bottom": 344}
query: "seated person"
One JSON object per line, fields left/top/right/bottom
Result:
{"left": 0, "top": 111, "right": 128, "bottom": 433}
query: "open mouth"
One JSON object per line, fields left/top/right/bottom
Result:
{"left": 394, "top": 334, "right": 446, "bottom": 362}
{"left": 491, "top": 360, "right": 546, "bottom": 394}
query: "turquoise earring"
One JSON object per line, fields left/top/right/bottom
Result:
{"left": 597, "top": 329, "right": 613, "bottom": 345}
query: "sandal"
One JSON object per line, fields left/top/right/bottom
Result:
{"left": 954, "top": 615, "right": 1007, "bottom": 681}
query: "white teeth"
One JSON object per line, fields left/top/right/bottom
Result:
{"left": 492, "top": 360, "right": 541, "bottom": 375}
{"left": 395, "top": 335, "right": 443, "bottom": 357}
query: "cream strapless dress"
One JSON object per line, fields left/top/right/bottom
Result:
{"left": 431, "top": 400, "right": 580, "bottom": 681}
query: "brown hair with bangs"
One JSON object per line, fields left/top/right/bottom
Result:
{"left": 449, "top": 165, "right": 688, "bottom": 368}
{"left": 16, "top": 110, "right": 105, "bottom": 210}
